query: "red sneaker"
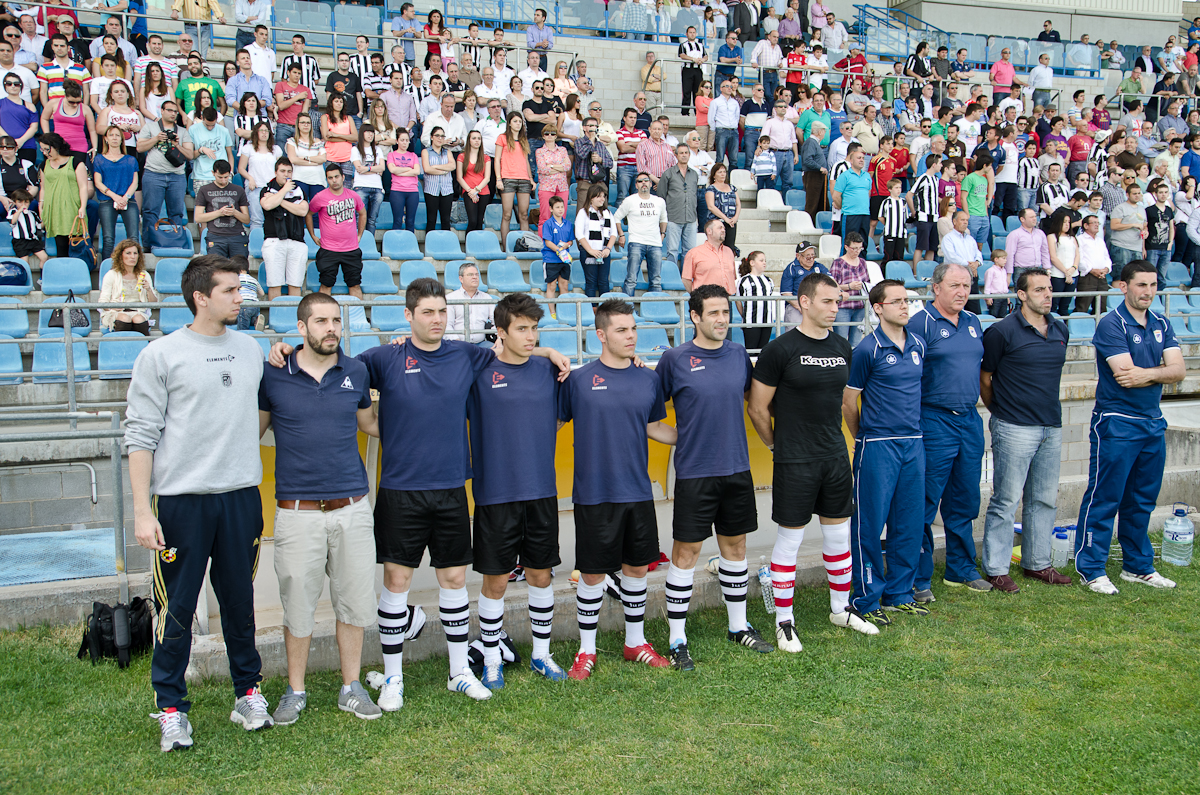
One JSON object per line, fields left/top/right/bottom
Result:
{"left": 568, "top": 651, "right": 596, "bottom": 680}
{"left": 623, "top": 643, "right": 670, "bottom": 668}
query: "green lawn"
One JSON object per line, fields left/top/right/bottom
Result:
{"left": 2, "top": 553, "right": 1198, "bottom": 795}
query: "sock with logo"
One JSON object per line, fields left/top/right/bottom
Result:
{"left": 377, "top": 587, "right": 408, "bottom": 678}
{"left": 823, "top": 520, "right": 853, "bottom": 614}
{"left": 665, "top": 564, "right": 694, "bottom": 645}
{"left": 771, "top": 525, "right": 805, "bottom": 626}
{"left": 439, "top": 587, "right": 471, "bottom": 677}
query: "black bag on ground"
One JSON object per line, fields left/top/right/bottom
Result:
{"left": 47, "top": 289, "right": 89, "bottom": 329}
{"left": 76, "top": 597, "right": 154, "bottom": 668}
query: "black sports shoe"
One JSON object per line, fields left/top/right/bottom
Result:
{"left": 862, "top": 608, "right": 892, "bottom": 627}
{"left": 668, "top": 641, "right": 695, "bottom": 671}
{"left": 728, "top": 623, "right": 774, "bottom": 653}
{"left": 883, "top": 602, "right": 930, "bottom": 616}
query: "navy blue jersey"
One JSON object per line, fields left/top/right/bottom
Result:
{"left": 358, "top": 340, "right": 495, "bottom": 490}
{"left": 1093, "top": 301, "right": 1179, "bottom": 419}
{"left": 467, "top": 356, "right": 561, "bottom": 506}
{"left": 846, "top": 327, "right": 926, "bottom": 439}
{"left": 657, "top": 341, "right": 754, "bottom": 479}
{"left": 906, "top": 304, "right": 984, "bottom": 412}
{"left": 558, "top": 360, "right": 668, "bottom": 505}
{"left": 258, "top": 347, "right": 373, "bottom": 500}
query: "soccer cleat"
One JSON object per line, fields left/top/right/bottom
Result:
{"left": 481, "top": 661, "right": 505, "bottom": 691}
{"left": 830, "top": 608, "right": 881, "bottom": 635}
{"left": 774, "top": 620, "right": 803, "bottom": 653}
{"left": 404, "top": 605, "right": 428, "bottom": 640}
{"left": 913, "top": 588, "right": 936, "bottom": 604}
{"left": 623, "top": 643, "right": 670, "bottom": 668}
{"left": 448, "top": 669, "right": 492, "bottom": 701}
{"left": 728, "top": 623, "right": 774, "bottom": 653}
{"left": 338, "top": 681, "right": 382, "bottom": 720}
{"left": 272, "top": 686, "right": 306, "bottom": 726}
{"left": 883, "top": 601, "right": 930, "bottom": 616}
{"left": 152, "top": 709, "right": 193, "bottom": 753}
{"left": 530, "top": 654, "right": 568, "bottom": 682}
{"left": 1085, "top": 575, "right": 1120, "bottom": 595}
{"left": 704, "top": 555, "right": 720, "bottom": 575}
{"left": 568, "top": 651, "right": 597, "bottom": 680}
{"left": 375, "top": 675, "right": 404, "bottom": 712}
{"left": 862, "top": 608, "right": 892, "bottom": 627}
{"left": 1120, "top": 570, "right": 1177, "bottom": 589}
{"left": 508, "top": 565, "right": 526, "bottom": 583}
{"left": 230, "top": 687, "right": 273, "bottom": 731}
{"left": 602, "top": 574, "right": 621, "bottom": 600}
{"left": 668, "top": 641, "right": 696, "bottom": 671}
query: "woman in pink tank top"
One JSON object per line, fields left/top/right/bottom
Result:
{"left": 41, "top": 79, "right": 96, "bottom": 160}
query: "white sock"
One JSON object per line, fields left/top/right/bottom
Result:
{"left": 771, "top": 525, "right": 805, "bottom": 626}
{"left": 340, "top": 684, "right": 352, "bottom": 695}
{"left": 528, "top": 584, "right": 554, "bottom": 660}
{"left": 477, "top": 594, "right": 505, "bottom": 667}
{"left": 439, "top": 587, "right": 470, "bottom": 677}
{"left": 377, "top": 587, "right": 408, "bottom": 679}
{"left": 664, "top": 564, "right": 694, "bottom": 645}
{"left": 718, "top": 556, "right": 749, "bottom": 632}
{"left": 576, "top": 580, "right": 604, "bottom": 655}
{"left": 620, "top": 575, "right": 648, "bottom": 648}
{"left": 823, "top": 520, "right": 852, "bottom": 614}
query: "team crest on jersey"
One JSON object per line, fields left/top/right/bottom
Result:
{"left": 491, "top": 371, "right": 507, "bottom": 388}
{"left": 160, "top": 548, "right": 177, "bottom": 564}
{"left": 221, "top": 371, "right": 232, "bottom": 387}
{"left": 689, "top": 355, "right": 705, "bottom": 371}
{"left": 405, "top": 355, "right": 420, "bottom": 373}
{"left": 940, "top": 328, "right": 950, "bottom": 338}
{"left": 341, "top": 377, "right": 354, "bottom": 389}
{"left": 1133, "top": 334, "right": 1142, "bottom": 344}
{"left": 1154, "top": 330, "right": 1163, "bottom": 343}
{"left": 591, "top": 374, "right": 607, "bottom": 390}
{"left": 969, "top": 326, "right": 977, "bottom": 338}
{"left": 911, "top": 351, "right": 920, "bottom": 365}
{"left": 886, "top": 353, "right": 897, "bottom": 364}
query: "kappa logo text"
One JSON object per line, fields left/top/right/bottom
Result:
{"left": 800, "top": 355, "right": 847, "bottom": 367}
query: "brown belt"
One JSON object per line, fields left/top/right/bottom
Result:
{"left": 277, "top": 494, "right": 367, "bottom": 512}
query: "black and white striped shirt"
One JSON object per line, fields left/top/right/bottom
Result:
{"left": 236, "top": 111, "right": 273, "bottom": 138}
{"left": 459, "top": 41, "right": 488, "bottom": 71}
{"left": 576, "top": 208, "right": 616, "bottom": 262}
{"left": 383, "top": 62, "right": 414, "bottom": 88}
{"left": 904, "top": 54, "right": 931, "bottom": 79}
{"left": 878, "top": 196, "right": 909, "bottom": 238}
{"left": 347, "top": 53, "right": 372, "bottom": 81}
{"left": 678, "top": 40, "right": 706, "bottom": 71}
{"left": 1017, "top": 156, "right": 1040, "bottom": 191}
{"left": 1038, "top": 181, "right": 1069, "bottom": 216}
{"left": 405, "top": 84, "right": 430, "bottom": 104}
{"left": 911, "top": 172, "right": 939, "bottom": 222}
{"left": 7, "top": 206, "right": 42, "bottom": 240}
{"left": 829, "top": 160, "right": 849, "bottom": 219}
{"left": 737, "top": 273, "right": 776, "bottom": 325}
{"left": 280, "top": 54, "right": 321, "bottom": 93}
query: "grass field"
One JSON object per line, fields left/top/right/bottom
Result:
{"left": 2, "top": 554, "right": 1198, "bottom": 795}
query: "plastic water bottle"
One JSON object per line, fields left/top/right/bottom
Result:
{"left": 1161, "top": 504, "right": 1194, "bottom": 567}
{"left": 757, "top": 556, "right": 775, "bottom": 614}
{"left": 1050, "top": 531, "right": 1071, "bottom": 569}
{"left": 1064, "top": 524, "right": 1077, "bottom": 560}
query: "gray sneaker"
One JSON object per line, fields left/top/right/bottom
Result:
{"left": 230, "top": 687, "right": 273, "bottom": 731}
{"left": 338, "top": 681, "right": 382, "bottom": 720}
{"left": 152, "top": 709, "right": 193, "bottom": 753}
{"left": 913, "top": 588, "right": 936, "bottom": 604}
{"left": 272, "top": 686, "right": 307, "bottom": 726}
{"left": 943, "top": 577, "right": 994, "bottom": 592}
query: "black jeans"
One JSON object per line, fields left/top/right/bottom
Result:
{"left": 742, "top": 325, "right": 771, "bottom": 352}
{"left": 1050, "top": 276, "right": 1074, "bottom": 315}
{"left": 425, "top": 192, "right": 454, "bottom": 232}
{"left": 681, "top": 68, "right": 702, "bottom": 115}
{"left": 464, "top": 191, "right": 488, "bottom": 232}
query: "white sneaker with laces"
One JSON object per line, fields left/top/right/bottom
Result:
{"left": 374, "top": 674, "right": 404, "bottom": 712}
{"left": 230, "top": 687, "right": 273, "bottom": 731}
{"left": 447, "top": 668, "right": 492, "bottom": 701}
{"left": 1120, "top": 570, "right": 1177, "bottom": 589}
{"left": 775, "top": 620, "right": 803, "bottom": 653}
{"left": 1086, "top": 575, "right": 1120, "bottom": 595}
{"left": 152, "top": 710, "right": 193, "bottom": 753}
{"left": 829, "top": 609, "right": 880, "bottom": 635}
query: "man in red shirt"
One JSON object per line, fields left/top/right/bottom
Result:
{"left": 1066, "top": 120, "right": 1096, "bottom": 186}
{"left": 868, "top": 135, "right": 897, "bottom": 245}
{"left": 785, "top": 46, "right": 806, "bottom": 89}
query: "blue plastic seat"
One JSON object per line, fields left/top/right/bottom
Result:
{"left": 359, "top": 231, "right": 382, "bottom": 261}
{"left": 1166, "top": 262, "right": 1190, "bottom": 288}
{"left": 333, "top": 295, "right": 371, "bottom": 331}
{"left": 0, "top": 260, "right": 32, "bottom": 295}
{"left": 346, "top": 333, "right": 381, "bottom": 356}
{"left": 660, "top": 261, "right": 686, "bottom": 291}
{"left": 484, "top": 203, "right": 503, "bottom": 230}
{"left": 916, "top": 260, "right": 938, "bottom": 281}
{"left": 425, "top": 230, "right": 464, "bottom": 260}
{"left": 267, "top": 296, "right": 301, "bottom": 332}
{"left": 150, "top": 244, "right": 195, "bottom": 258}
{"left": 554, "top": 300, "right": 594, "bottom": 328}
{"left": 990, "top": 216, "right": 1006, "bottom": 236}
{"left": 376, "top": 201, "right": 394, "bottom": 232}
{"left": 0, "top": 333, "right": 20, "bottom": 384}
{"left": 1067, "top": 316, "right": 1096, "bottom": 344}
{"left": 466, "top": 230, "right": 506, "bottom": 262}
{"left": 536, "top": 303, "right": 565, "bottom": 327}
{"left": 569, "top": 259, "right": 585, "bottom": 292}
{"left": 306, "top": 261, "right": 348, "bottom": 294}
{"left": 815, "top": 211, "right": 834, "bottom": 232}
{"left": 885, "top": 260, "right": 913, "bottom": 281}
{"left": 1005, "top": 215, "right": 1022, "bottom": 233}
{"left": 359, "top": 260, "right": 398, "bottom": 294}
{"left": 443, "top": 260, "right": 487, "bottom": 291}
{"left": 31, "top": 330, "right": 92, "bottom": 383}
{"left": 304, "top": 231, "right": 320, "bottom": 259}
{"left": 610, "top": 260, "right": 648, "bottom": 292}
{"left": 585, "top": 329, "right": 603, "bottom": 356}
{"left": 1189, "top": 315, "right": 1200, "bottom": 336}
{"left": 382, "top": 230, "right": 422, "bottom": 260}
{"left": 992, "top": 234, "right": 1007, "bottom": 251}
{"left": 0, "top": 296, "right": 29, "bottom": 338}
{"left": 785, "top": 189, "right": 806, "bottom": 210}
{"left": 636, "top": 327, "right": 671, "bottom": 359}
{"left": 0, "top": 222, "right": 13, "bottom": 255}
{"left": 538, "top": 328, "right": 581, "bottom": 363}
{"left": 505, "top": 231, "right": 542, "bottom": 261}
{"left": 249, "top": 227, "right": 264, "bottom": 258}
{"left": 486, "top": 259, "right": 531, "bottom": 293}
{"left": 398, "top": 259, "right": 437, "bottom": 289}
{"left": 639, "top": 292, "right": 682, "bottom": 325}
{"left": 97, "top": 331, "right": 148, "bottom": 379}
{"left": 370, "top": 299, "right": 410, "bottom": 332}
{"left": 153, "top": 258, "right": 190, "bottom": 294}
{"left": 158, "top": 296, "right": 192, "bottom": 334}
{"left": 1169, "top": 316, "right": 1196, "bottom": 341}
{"left": 39, "top": 258, "right": 91, "bottom": 295}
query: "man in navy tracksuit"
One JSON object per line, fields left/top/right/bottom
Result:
{"left": 842, "top": 279, "right": 928, "bottom": 627}
{"left": 907, "top": 262, "right": 993, "bottom": 599}
{"left": 1075, "top": 260, "right": 1185, "bottom": 595}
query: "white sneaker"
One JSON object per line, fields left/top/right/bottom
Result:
{"left": 376, "top": 675, "right": 404, "bottom": 712}
{"left": 829, "top": 609, "right": 880, "bottom": 636}
{"left": 774, "top": 620, "right": 803, "bottom": 653}
{"left": 229, "top": 687, "right": 273, "bottom": 731}
{"left": 447, "top": 668, "right": 492, "bottom": 701}
{"left": 152, "top": 709, "right": 193, "bottom": 753}
{"left": 1120, "top": 570, "right": 1177, "bottom": 589}
{"left": 1086, "top": 575, "right": 1120, "bottom": 595}
{"left": 703, "top": 555, "right": 720, "bottom": 575}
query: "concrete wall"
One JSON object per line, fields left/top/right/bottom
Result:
{"left": 891, "top": 1, "right": 1180, "bottom": 45}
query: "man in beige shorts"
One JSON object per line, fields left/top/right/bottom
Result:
{"left": 257, "top": 292, "right": 383, "bottom": 724}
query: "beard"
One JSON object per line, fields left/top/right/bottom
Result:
{"left": 307, "top": 332, "right": 340, "bottom": 355}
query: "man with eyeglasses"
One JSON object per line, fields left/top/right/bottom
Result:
{"left": 586, "top": 101, "right": 616, "bottom": 148}
{"left": 473, "top": 67, "right": 505, "bottom": 109}
{"left": 739, "top": 83, "right": 770, "bottom": 165}
{"left": 0, "top": 39, "right": 35, "bottom": 105}
{"left": 170, "top": 0, "right": 225, "bottom": 59}
{"left": 327, "top": 53, "right": 363, "bottom": 124}
{"left": 0, "top": 137, "right": 38, "bottom": 207}
{"left": 137, "top": 100, "right": 194, "bottom": 233}
{"left": 37, "top": 34, "right": 91, "bottom": 108}
{"left": 522, "top": 79, "right": 556, "bottom": 179}
{"left": 988, "top": 48, "right": 1023, "bottom": 105}
{"left": 167, "top": 33, "right": 204, "bottom": 77}
{"left": 572, "top": 117, "right": 613, "bottom": 203}
{"left": 88, "top": 16, "right": 138, "bottom": 68}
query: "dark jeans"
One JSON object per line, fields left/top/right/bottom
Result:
{"left": 464, "top": 191, "right": 489, "bottom": 231}
{"left": 97, "top": 200, "right": 140, "bottom": 262}
{"left": 1074, "top": 272, "right": 1109, "bottom": 314}
{"left": 992, "top": 182, "right": 1018, "bottom": 222}
{"left": 681, "top": 68, "right": 702, "bottom": 115}
{"left": 236, "top": 306, "right": 259, "bottom": 330}
{"left": 425, "top": 192, "right": 454, "bottom": 231}
{"left": 141, "top": 170, "right": 187, "bottom": 231}
{"left": 1050, "top": 276, "right": 1074, "bottom": 315}
{"left": 205, "top": 237, "right": 249, "bottom": 258}
{"left": 742, "top": 325, "right": 771, "bottom": 352}
{"left": 714, "top": 128, "right": 738, "bottom": 169}
{"left": 988, "top": 297, "right": 1010, "bottom": 318}
{"left": 841, "top": 214, "right": 870, "bottom": 251}
{"left": 882, "top": 236, "right": 906, "bottom": 265}
{"left": 390, "top": 189, "right": 420, "bottom": 232}
{"left": 583, "top": 255, "right": 610, "bottom": 297}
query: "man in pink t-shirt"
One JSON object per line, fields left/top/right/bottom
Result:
{"left": 988, "top": 48, "right": 1023, "bottom": 103}
{"left": 307, "top": 163, "right": 367, "bottom": 297}
{"left": 273, "top": 62, "right": 313, "bottom": 151}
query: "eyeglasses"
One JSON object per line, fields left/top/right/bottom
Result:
{"left": 636, "top": 178, "right": 651, "bottom": 184}
{"left": 3, "top": 81, "right": 18, "bottom": 88}
{"left": 431, "top": 132, "right": 445, "bottom": 138}
{"left": 0, "top": 145, "right": 13, "bottom": 150}
{"left": 879, "top": 299, "right": 908, "bottom": 308}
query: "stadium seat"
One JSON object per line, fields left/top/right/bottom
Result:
{"left": 785, "top": 210, "right": 818, "bottom": 235}
{"left": 443, "top": 260, "right": 487, "bottom": 291}
{"left": 1190, "top": 315, "right": 1200, "bottom": 336}
{"left": 249, "top": 227, "right": 264, "bottom": 258}
{"left": 484, "top": 203, "right": 503, "bottom": 230}
{"left": 346, "top": 333, "right": 381, "bottom": 356}
{"left": 398, "top": 260, "right": 437, "bottom": 289}
{"left": 990, "top": 216, "right": 1006, "bottom": 236}
{"left": 250, "top": 333, "right": 302, "bottom": 359}
{"left": 150, "top": 243, "right": 195, "bottom": 258}
{"left": 382, "top": 230, "right": 423, "bottom": 260}
{"left": 636, "top": 327, "right": 671, "bottom": 360}
{"left": 152, "top": 258, "right": 190, "bottom": 295}
{"left": 425, "top": 230, "right": 464, "bottom": 260}
{"left": 97, "top": 331, "right": 148, "bottom": 380}
{"left": 864, "top": 237, "right": 884, "bottom": 262}
{"left": 0, "top": 296, "right": 29, "bottom": 338}
{"left": 729, "top": 169, "right": 755, "bottom": 194}
{"left": 569, "top": 259, "right": 585, "bottom": 292}
{"left": 554, "top": 299, "right": 594, "bottom": 328}
{"left": 1005, "top": 215, "right": 1022, "bottom": 233}
{"left": 660, "top": 261, "right": 686, "bottom": 291}
{"left": 157, "top": 296, "right": 191, "bottom": 334}
{"left": 38, "top": 300, "right": 92, "bottom": 336}
{"left": 1150, "top": 296, "right": 1165, "bottom": 313}
{"left": 757, "top": 189, "right": 788, "bottom": 214}
{"left": 785, "top": 189, "right": 807, "bottom": 211}
{"left": 505, "top": 231, "right": 542, "bottom": 261}
{"left": 1169, "top": 316, "right": 1196, "bottom": 341}
{"left": 916, "top": 260, "right": 938, "bottom": 281}
{"left": 359, "top": 231, "right": 382, "bottom": 260}
{"left": 359, "top": 260, "right": 399, "bottom": 294}
{"left": 304, "top": 231, "right": 320, "bottom": 259}
{"left": 1166, "top": 262, "right": 1190, "bottom": 288}
{"left": 818, "top": 235, "right": 841, "bottom": 259}
{"left": 536, "top": 328, "right": 581, "bottom": 363}
{"left": 0, "top": 260, "right": 32, "bottom": 295}
{"left": 466, "top": 230, "right": 506, "bottom": 262}
{"left": 267, "top": 296, "right": 301, "bottom": 332}
{"left": 536, "top": 303, "right": 565, "bottom": 327}
{"left": 39, "top": 258, "right": 91, "bottom": 295}
{"left": 370, "top": 300, "right": 410, "bottom": 332}
{"left": 0, "top": 222, "right": 13, "bottom": 255}
{"left": 639, "top": 291, "right": 682, "bottom": 325}
{"left": 0, "top": 333, "right": 20, "bottom": 384}
{"left": 584, "top": 329, "right": 602, "bottom": 356}
{"left": 32, "top": 331, "right": 92, "bottom": 383}
{"left": 815, "top": 211, "right": 833, "bottom": 232}
{"left": 992, "top": 234, "right": 1007, "bottom": 251}
{"left": 306, "top": 261, "right": 348, "bottom": 294}
{"left": 610, "top": 261, "right": 648, "bottom": 293}
{"left": 334, "top": 296, "right": 370, "bottom": 331}
{"left": 486, "top": 259, "right": 531, "bottom": 293}
{"left": 1067, "top": 316, "right": 1096, "bottom": 344}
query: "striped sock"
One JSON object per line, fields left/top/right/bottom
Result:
{"left": 576, "top": 580, "right": 604, "bottom": 655}
{"left": 439, "top": 587, "right": 470, "bottom": 676}
{"left": 665, "top": 564, "right": 694, "bottom": 645}
{"left": 620, "top": 575, "right": 648, "bottom": 648}
{"left": 528, "top": 584, "right": 554, "bottom": 660}
{"left": 771, "top": 525, "right": 805, "bottom": 626}
{"left": 377, "top": 588, "right": 408, "bottom": 678}
{"left": 823, "top": 520, "right": 853, "bottom": 614}
{"left": 718, "top": 556, "right": 749, "bottom": 632}
{"left": 477, "top": 594, "right": 504, "bottom": 667}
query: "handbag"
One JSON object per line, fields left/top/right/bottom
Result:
{"left": 67, "top": 216, "right": 96, "bottom": 272}
{"left": 147, "top": 219, "right": 193, "bottom": 252}
{"left": 48, "top": 289, "right": 89, "bottom": 329}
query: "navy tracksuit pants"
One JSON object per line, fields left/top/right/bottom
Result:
{"left": 151, "top": 487, "right": 264, "bottom": 712}
{"left": 916, "top": 407, "right": 984, "bottom": 589}
{"left": 850, "top": 437, "right": 925, "bottom": 613}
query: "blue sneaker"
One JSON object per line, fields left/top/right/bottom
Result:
{"left": 481, "top": 661, "right": 505, "bottom": 691}
{"left": 529, "top": 654, "right": 568, "bottom": 682}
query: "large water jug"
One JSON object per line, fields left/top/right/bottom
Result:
{"left": 1050, "top": 530, "right": 1071, "bottom": 569}
{"left": 1161, "top": 503, "right": 1194, "bottom": 567}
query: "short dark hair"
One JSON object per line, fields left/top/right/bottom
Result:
{"left": 212, "top": 159, "right": 231, "bottom": 174}
{"left": 549, "top": 195, "right": 564, "bottom": 208}
{"left": 297, "top": 291, "right": 339, "bottom": 325}
{"left": 324, "top": 162, "right": 343, "bottom": 176}
{"left": 9, "top": 187, "right": 32, "bottom": 203}
{"left": 230, "top": 255, "right": 250, "bottom": 273}
{"left": 798, "top": 272, "right": 838, "bottom": 302}
{"left": 406, "top": 277, "right": 446, "bottom": 311}
{"left": 688, "top": 283, "right": 730, "bottom": 316}
{"left": 494, "top": 292, "right": 543, "bottom": 331}
{"left": 293, "top": 34, "right": 306, "bottom": 43}
{"left": 595, "top": 298, "right": 635, "bottom": 331}
{"left": 181, "top": 254, "right": 240, "bottom": 314}
{"left": 1016, "top": 268, "right": 1050, "bottom": 293}
{"left": 868, "top": 279, "right": 906, "bottom": 307}
{"left": 201, "top": 106, "right": 218, "bottom": 122}
{"left": 275, "top": 156, "right": 293, "bottom": 171}
{"left": 1120, "top": 259, "right": 1157, "bottom": 283}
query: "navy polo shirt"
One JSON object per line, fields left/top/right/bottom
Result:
{"left": 258, "top": 347, "right": 373, "bottom": 500}
{"left": 466, "top": 356, "right": 560, "bottom": 506}
{"left": 1092, "top": 301, "right": 1179, "bottom": 419}
{"left": 980, "top": 310, "right": 1069, "bottom": 427}
{"left": 907, "top": 304, "right": 984, "bottom": 413}
{"left": 558, "top": 360, "right": 667, "bottom": 505}
{"left": 846, "top": 327, "right": 926, "bottom": 439}
{"left": 779, "top": 259, "right": 829, "bottom": 297}
{"left": 657, "top": 340, "right": 754, "bottom": 480}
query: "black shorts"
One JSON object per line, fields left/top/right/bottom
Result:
{"left": 13, "top": 238, "right": 45, "bottom": 257}
{"left": 315, "top": 246, "right": 364, "bottom": 288}
{"left": 672, "top": 470, "right": 758, "bottom": 542}
{"left": 574, "top": 500, "right": 660, "bottom": 574}
{"left": 373, "top": 486, "right": 472, "bottom": 568}
{"left": 472, "top": 496, "right": 561, "bottom": 575}
{"left": 915, "top": 220, "right": 938, "bottom": 251}
{"left": 868, "top": 194, "right": 885, "bottom": 221}
{"left": 543, "top": 259, "right": 570, "bottom": 283}
{"left": 205, "top": 237, "right": 250, "bottom": 258}
{"left": 771, "top": 457, "right": 854, "bottom": 527}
